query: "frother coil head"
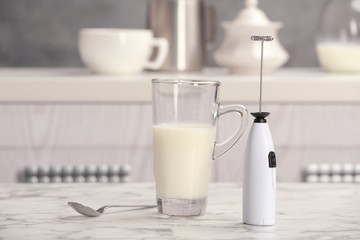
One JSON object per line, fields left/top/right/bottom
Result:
{"left": 251, "top": 36, "right": 274, "bottom": 41}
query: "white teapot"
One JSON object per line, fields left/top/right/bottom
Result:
{"left": 214, "top": 0, "right": 289, "bottom": 75}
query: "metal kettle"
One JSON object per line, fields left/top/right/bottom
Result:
{"left": 148, "top": 0, "right": 216, "bottom": 72}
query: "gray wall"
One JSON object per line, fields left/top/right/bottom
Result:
{"left": 0, "top": 0, "right": 327, "bottom": 67}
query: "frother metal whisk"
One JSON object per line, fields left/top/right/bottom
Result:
{"left": 250, "top": 35, "right": 274, "bottom": 113}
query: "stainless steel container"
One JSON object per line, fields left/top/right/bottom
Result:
{"left": 148, "top": 0, "right": 216, "bottom": 72}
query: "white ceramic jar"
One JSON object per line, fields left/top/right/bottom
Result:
{"left": 214, "top": 0, "right": 288, "bottom": 75}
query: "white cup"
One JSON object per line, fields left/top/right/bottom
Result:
{"left": 78, "top": 28, "right": 168, "bottom": 75}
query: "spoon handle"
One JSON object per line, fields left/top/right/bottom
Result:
{"left": 99, "top": 205, "right": 156, "bottom": 213}
{"left": 106, "top": 205, "right": 156, "bottom": 208}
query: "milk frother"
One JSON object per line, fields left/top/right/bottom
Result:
{"left": 243, "top": 36, "right": 277, "bottom": 226}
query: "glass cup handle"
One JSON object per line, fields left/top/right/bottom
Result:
{"left": 213, "top": 104, "right": 248, "bottom": 160}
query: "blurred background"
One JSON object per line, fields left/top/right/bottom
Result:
{"left": 1, "top": 0, "right": 359, "bottom": 185}
{"left": 0, "top": 0, "right": 325, "bottom": 68}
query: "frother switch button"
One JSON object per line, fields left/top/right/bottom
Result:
{"left": 268, "top": 151, "right": 277, "bottom": 168}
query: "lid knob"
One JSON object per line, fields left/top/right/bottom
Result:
{"left": 245, "top": 0, "right": 258, "bottom": 8}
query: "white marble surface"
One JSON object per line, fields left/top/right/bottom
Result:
{"left": 0, "top": 183, "right": 359, "bottom": 239}
{"left": 0, "top": 67, "right": 359, "bottom": 103}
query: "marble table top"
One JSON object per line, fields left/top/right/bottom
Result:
{"left": 0, "top": 183, "right": 359, "bottom": 239}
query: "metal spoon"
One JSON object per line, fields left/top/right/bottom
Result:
{"left": 67, "top": 202, "right": 156, "bottom": 217}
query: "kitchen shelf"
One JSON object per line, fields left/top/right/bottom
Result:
{"left": 0, "top": 67, "right": 359, "bottom": 103}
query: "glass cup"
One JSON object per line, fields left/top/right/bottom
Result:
{"left": 152, "top": 79, "right": 248, "bottom": 216}
{"left": 316, "top": 0, "right": 360, "bottom": 72}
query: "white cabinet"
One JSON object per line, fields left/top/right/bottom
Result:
{"left": 1, "top": 103, "right": 359, "bottom": 182}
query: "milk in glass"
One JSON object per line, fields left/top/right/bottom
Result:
{"left": 153, "top": 123, "right": 216, "bottom": 199}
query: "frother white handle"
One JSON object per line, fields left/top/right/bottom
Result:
{"left": 243, "top": 122, "right": 276, "bottom": 226}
